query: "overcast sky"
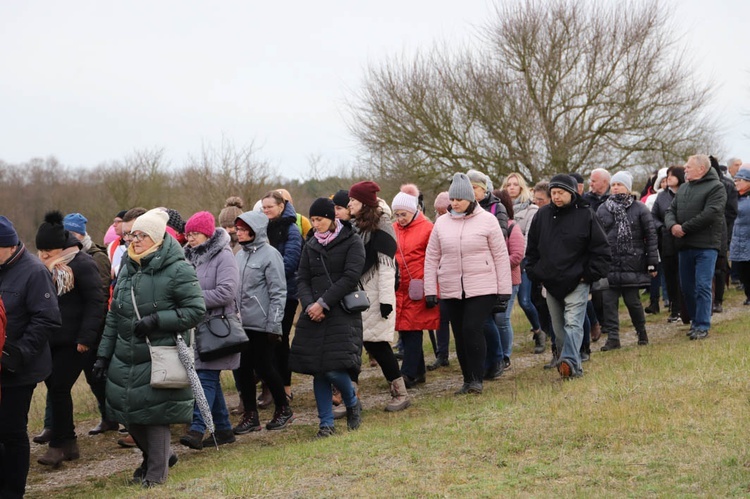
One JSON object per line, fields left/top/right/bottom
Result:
{"left": 1, "top": 0, "right": 748, "bottom": 180}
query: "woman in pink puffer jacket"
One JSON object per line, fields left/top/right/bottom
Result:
{"left": 424, "top": 173, "right": 512, "bottom": 395}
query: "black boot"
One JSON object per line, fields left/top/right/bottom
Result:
{"left": 427, "top": 354, "right": 449, "bottom": 371}
{"left": 644, "top": 301, "right": 660, "bottom": 314}
{"left": 533, "top": 331, "right": 546, "bottom": 354}
{"left": 637, "top": 329, "right": 649, "bottom": 345}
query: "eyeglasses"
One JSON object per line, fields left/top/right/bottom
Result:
{"left": 186, "top": 232, "right": 204, "bottom": 239}
{"left": 235, "top": 226, "right": 250, "bottom": 233}
{"left": 122, "top": 231, "right": 133, "bottom": 240}
{"left": 130, "top": 232, "right": 150, "bottom": 242}
{"left": 393, "top": 211, "right": 413, "bottom": 219}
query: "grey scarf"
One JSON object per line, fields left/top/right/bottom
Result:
{"left": 604, "top": 194, "right": 634, "bottom": 255}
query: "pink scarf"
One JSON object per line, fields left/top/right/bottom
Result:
{"left": 314, "top": 219, "right": 342, "bottom": 246}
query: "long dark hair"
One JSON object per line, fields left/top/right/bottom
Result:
{"left": 353, "top": 203, "right": 383, "bottom": 233}
{"left": 496, "top": 190, "right": 515, "bottom": 220}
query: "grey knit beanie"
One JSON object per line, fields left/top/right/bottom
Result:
{"left": 448, "top": 173, "right": 475, "bottom": 202}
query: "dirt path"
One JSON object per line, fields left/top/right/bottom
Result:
{"left": 24, "top": 297, "right": 748, "bottom": 496}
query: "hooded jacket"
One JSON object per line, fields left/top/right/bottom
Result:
{"left": 235, "top": 211, "right": 287, "bottom": 334}
{"left": 0, "top": 243, "right": 61, "bottom": 387}
{"left": 267, "top": 201, "right": 303, "bottom": 301}
{"left": 97, "top": 235, "right": 206, "bottom": 426}
{"left": 478, "top": 192, "right": 509, "bottom": 238}
{"left": 289, "top": 223, "right": 365, "bottom": 375}
{"left": 184, "top": 227, "right": 241, "bottom": 371}
{"left": 525, "top": 194, "right": 611, "bottom": 301}
{"left": 665, "top": 166, "right": 727, "bottom": 251}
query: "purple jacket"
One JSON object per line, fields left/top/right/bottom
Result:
{"left": 184, "top": 228, "right": 241, "bottom": 371}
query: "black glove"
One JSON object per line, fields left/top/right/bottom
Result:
{"left": 92, "top": 357, "right": 109, "bottom": 382}
{"left": 267, "top": 333, "right": 282, "bottom": 344}
{"left": 492, "top": 294, "right": 511, "bottom": 314}
{"left": 133, "top": 313, "right": 159, "bottom": 338}
{"left": 380, "top": 303, "right": 393, "bottom": 319}
{"left": 1, "top": 343, "right": 23, "bottom": 373}
{"left": 425, "top": 295, "right": 438, "bottom": 309}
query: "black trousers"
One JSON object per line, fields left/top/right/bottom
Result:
{"left": 237, "top": 330, "right": 287, "bottom": 412}
{"left": 443, "top": 295, "right": 496, "bottom": 384}
{"left": 0, "top": 383, "right": 36, "bottom": 499}
{"left": 663, "top": 254, "right": 685, "bottom": 319}
{"left": 363, "top": 341, "right": 401, "bottom": 382}
{"left": 45, "top": 346, "right": 85, "bottom": 446}
{"left": 733, "top": 260, "right": 750, "bottom": 300}
{"left": 600, "top": 287, "right": 647, "bottom": 342}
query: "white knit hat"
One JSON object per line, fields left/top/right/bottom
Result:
{"left": 131, "top": 208, "right": 169, "bottom": 244}
{"left": 391, "top": 192, "right": 419, "bottom": 213}
{"left": 610, "top": 171, "right": 633, "bottom": 192}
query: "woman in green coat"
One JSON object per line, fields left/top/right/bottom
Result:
{"left": 95, "top": 209, "right": 205, "bottom": 488}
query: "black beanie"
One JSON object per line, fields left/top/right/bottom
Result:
{"left": 36, "top": 211, "right": 69, "bottom": 250}
{"left": 309, "top": 198, "right": 336, "bottom": 221}
{"left": 332, "top": 189, "right": 350, "bottom": 208}
{"left": 548, "top": 174, "right": 578, "bottom": 196}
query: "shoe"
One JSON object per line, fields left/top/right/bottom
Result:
{"left": 667, "top": 315, "right": 680, "bottom": 323}
{"left": 744, "top": 298, "right": 750, "bottom": 305}
{"left": 331, "top": 387, "right": 343, "bottom": 406}
{"left": 600, "top": 339, "right": 621, "bottom": 351}
{"left": 484, "top": 362, "right": 504, "bottom": 380}
{"left": 142, "top": 480, "right": 161, "bottom": 489}
{"left": 384, "top": 377, "right": 411, "bottom": 412}
{"left": 467, "top": 381, "right": 483, "bottom": 394}
{"left": 427, "top": 355, "right": 449, "bottom": 371}
{"left": 590, "top": 323, "right": 602, "bottom": 343}
{"left": 503, "top": 357, "right": 511, "bottom": 370}
{"left": 532, "top": 330, "right": 546, "bottom": 353}
{"left": 203, "top": 429, "right": 236, "bottom": 447}
{"left": 543, "top": 350, "right": 559, "bottom": 370}
{"left": 402, "top": 374, "right": 426, "bottom": 389}
{"left": 454, "top": 383, "right": 471, "bottom": 395}
{"left": 580, "top": 351, "right": 590, "bottom": 362}
{"left": 257, "top": 385, "right": 273, "bottom": 410}
{"left": 37, "top": 446, "right": 66, "bottom": 467}
{"left": 266, "top": 406, "right": 294, "bottom": 430}
{"left": 637, "top": 330, "right": 649, "bottom": 345}
{"left": 62, "top": 439, "right": 80, "bottom": 461}
{"left": 117, "top": 434, "right": 137, "bottom": 448}
{"left": 88, "top": 420, "right": 119, "bottom": 435}
{"left": 557, "top": 359, "right": 574, "bottom": 379}
{"left": 33, "top": 428, "right": 53, "bottom": 444}
{"left": 644, "top": 302, "right": 660, "bottom": 314}
{"left": 738, "top": 283, "right": 745, "bottom": 291}
{"left": 315, "top": 426, "right": 335, "bottom": 438}
{"left": 332, "top": 404, "right": 347, "bottom": 420}
{"left": 712, "top": 302, "right": 723, "bottom": 314}
{"left": 346, "top": 399, "right": 362, "bottom": 431}
{"left": 690, "top": 329, "right": 709, "bottom": 340}
{"left": 132, "top": 453, "right": 177, "bottom": 484}
{"left": 233, "top": 411, "right": 261, "bottom": 434}
{"left": 179, "top": 430, "right": 204, "bottom": 450}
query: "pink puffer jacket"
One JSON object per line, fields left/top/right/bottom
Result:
{"left": 424, "top": 207, "right": 512, "bottom": 299}
{"left": 507, "top": 220, "right": 526, "bottom": 286}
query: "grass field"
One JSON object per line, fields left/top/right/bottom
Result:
{"left": 25, "top": 290, "right": 750, "bottom": 498}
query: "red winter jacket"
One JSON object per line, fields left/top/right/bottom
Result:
{"left": 393, "top": 213, "right": 440, "bottom": 331}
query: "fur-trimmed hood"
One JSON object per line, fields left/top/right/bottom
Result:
{"left": 184, "top": 227, "right": 231, "bottom": 268}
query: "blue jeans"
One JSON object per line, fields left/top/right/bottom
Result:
{"left": 313, "top": 371, "right": 358, "bottom": 428}
{"left": 494, "top": 284, "right": 519, "bottom": 361}
{"left": 678, "top": 249, "right": 718, "bottom": 330}
{"left": 546, "top": 282, "right": 590, "bottom": 374}
{"left": 192, "top": 370, "right": 232, "bottom": 433}
{"left": 483, "top": 316, "right": 502, "bottom": 370}
{"left": 518, "top": 269, "right": 541, "bottom": 331}
{"left": 400, "top": 330, "right": 425, "bottom": 379}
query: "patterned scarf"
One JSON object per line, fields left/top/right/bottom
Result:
{"left": 314, "top": 219, "right": 342, "bottom": 246}
{"left": 41, "top": 246, "right": 79, "bottom": 296}
{"left": 604, "top": 194, "right": 635, "bottom": 255}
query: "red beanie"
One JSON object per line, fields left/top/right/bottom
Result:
{"left": 349, "top": 181, "right": 380, "bottom": 207}
{"left": 185, "top": 211, "right": 216, "bottom": 238}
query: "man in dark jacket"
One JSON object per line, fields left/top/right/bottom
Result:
{"left": 708, "top": 158, "right": 738, "bottom": 313}
{"left": 583, "top": 168, "right": 611, "bottom": 212}
{"left": 665, "top": 154, "right": 727, "bottom": 339}
{"left": 525, "top": 175, "right": 610, "bottom": 378}
{"left": 0, "top": 216, "right": 61, "bottom": 498}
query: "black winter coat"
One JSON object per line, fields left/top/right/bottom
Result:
{"left": 525, "top": 196, "right": 611, "bottom": 301}
{"left": 651, "top": 188, "right": 679, "bottom": 257}
{"left": 479, "top": 192, "right": 509, "bottom": 238}
{"left": 596, "top": 197, "right": 658, "bottom": 287}
{"left": 289, "top": 224, "right": 365, "bottom": 375}
{"left": 665, "top": 167, "right": 727, "bottom": 251}
{"left": 53, "top": 244, "right": 107, "bottom": 349}
{"left": 0, "top": 244, "right": 61, "bottom": 387}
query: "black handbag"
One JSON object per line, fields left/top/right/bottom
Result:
{"left": 195, "top": 308, "right": 249, "bottom": 361}
{"left": 319, "top": 254, "right": 370, "bottom": 314}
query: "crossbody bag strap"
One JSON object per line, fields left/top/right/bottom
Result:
{"left": 318, "top": 249, "right": 363, "bottom": 290}
{"left": 130, "top": 284, "right": 184, "bottom": 347}
{"left": 396, "top": 233, "right": 413, "bottom": 281}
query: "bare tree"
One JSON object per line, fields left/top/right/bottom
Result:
{"left": 350, "top": 0, "right": 720, "bottom": 185}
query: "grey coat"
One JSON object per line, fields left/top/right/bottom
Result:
{"left": 235, "top": 211, "right": 287, "bottom": 334}
{"left": 184, "top": 227, "right": 241, "bottom": 371}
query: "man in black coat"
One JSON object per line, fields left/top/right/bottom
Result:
{"left": 583, "top": 168, "right": 611, "bottom": 213}
{"left": 709, "top": 158, "right": 739, "bottom": 313}
{"left": 525, "top": 175, "right": 610, "bottom": 378}
{"left": 0, "top": 216, "right": 61, "bottom": 498}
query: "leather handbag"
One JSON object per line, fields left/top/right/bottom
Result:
{"left": 195, "top": 309, "right": 249, "bottom": 361}
{"left": 319, "top": 253, "right": 370, "bottom": 314}
{"left": 131, "top": 288, "right": 191, "bottom": 389}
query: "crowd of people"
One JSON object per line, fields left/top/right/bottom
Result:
{"left": 1, "top": 153, "right": 749, "bottom": 495}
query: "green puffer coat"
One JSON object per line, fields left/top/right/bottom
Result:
{"left": 97, "top": 236, "right": 206, "bottom": 426}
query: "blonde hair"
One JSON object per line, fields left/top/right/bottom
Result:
{"left": 501, "top": 173, "right": 531, "bottom": 204}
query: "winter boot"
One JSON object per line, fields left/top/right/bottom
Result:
{"left": 266, "top": 405, "right": 295, "bottom": 430}
{"left": 62, "top": 439, "right": 80, "bottom": 461}
{"left": 346, "top": 399, "right": 362, "bottom": 431}
{"left": 180, "top": 430, "right": 205, "bottom": 450}
{"left": 38, "top": 446, "right": 66, "bottom": 467}
{"left": 600, "top": 338, "right": 621, "bottom": 351}
{"left": 384, "top": 377, "right": 411, "bottom": 412}
{"left": 427, "top": 354, "right": 449, "bottom": 371}
{"left": 644, "top": 301, "right": 660, "bottom": 314}
{"left": 637, "top": 329, "right": 649, "bottom": 346}
{"left": 533, "top": 330, "right": 546, "bottom": 354}
{"left": 32, "top": 428, "right": 53, "bottom": 444}
{"left": 590, "top": 322, "right": 602, "bottom": 343}
{"left": 543, "top": 345, "right": 559, "bottom": 370}
{"left": 233, "top": 410, "right": 261, "bottom": 434}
